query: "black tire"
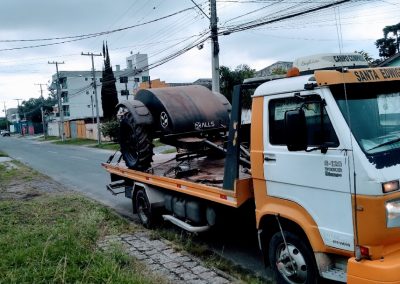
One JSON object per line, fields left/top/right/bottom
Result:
{"left": 134, "top": 189, "right": 153, "bottom": 228}
{"left": 119, "top": 111, "right": 153, "bottom": 170}
{"left": 269, "top": 231, "right": 318, "bottom": 284}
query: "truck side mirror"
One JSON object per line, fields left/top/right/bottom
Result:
{"left": 285, "top": 109, "right": 308, "bottom": 151}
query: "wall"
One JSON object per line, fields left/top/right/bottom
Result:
{"left": 85, "top": 123, "right": 110, "bottom": 141}
{"left": 47, "top": 121, "right": 60, "bottom": 137}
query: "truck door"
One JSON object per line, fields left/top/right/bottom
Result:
{"left": 263, "top": 93, "right": 354, "bottom": 251}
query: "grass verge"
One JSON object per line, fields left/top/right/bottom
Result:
{"left": 0, "top": 161, "right": 39, "bottom": 184}
{"left": 52, "top": 138, "right": 95, "bottom": 146}
{"left": 92, "top": 142, "right": 120, "bottom": 151}
{"left": 161, "top": 148, "right": 177, "bottom": 154}
{"left": 0, "top": 160, "right": 164, "bottom": 284}
{"left": 153, "top": 139, "right": 165, "bottom": 148}
{"left": 36, "top": 135, "right": 60, "bottom": 142}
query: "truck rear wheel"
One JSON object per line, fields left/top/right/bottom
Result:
{"left": 119, "top": 110, "right": 153, "bottom": 171}
{"left": 134, "top": 189, "right": 153, "bottom": 228}
{"left": 269, "top": 231, "right": 318, "bottom": 284}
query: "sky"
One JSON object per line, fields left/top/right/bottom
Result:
{"left": 0, "top": 0, "right": 399, "bottom": 110}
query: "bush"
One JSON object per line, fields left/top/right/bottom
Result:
{"left": 101, "top": 119, "right": 119, "bottom": 142}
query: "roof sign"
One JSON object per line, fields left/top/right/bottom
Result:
{"left": 294, "top": 53, "right": 369, "bottom": 74}
{"left": 315, "top": 67, "right": 400, "bottom": 86}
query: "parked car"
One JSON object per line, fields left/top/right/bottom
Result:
{"left": 1, "top": 130, "right": 10, "bottom": 137}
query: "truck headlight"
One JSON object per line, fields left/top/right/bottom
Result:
{"left": 386, "top": 199, "right": 400, "bottom": 228}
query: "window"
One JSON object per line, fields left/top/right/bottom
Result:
{"left": 269, "top": 96, "right": 339, "bottom": 147}
{"left": 59, "top": 77, "right": 67, "bottom": 89}
{"left": 62, "top": 105, "right": 70, "bottom": 117}
{"left": 331, "top": 81, "right": 400, "bottom": 156}
{"left": 61, "top": 91, "right": 68, "bottom": 103}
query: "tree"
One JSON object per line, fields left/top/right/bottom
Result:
{"left": 271, "top": 66, "right": 287, "bottom": 75}
{"left": 219, "top": 64, "right": 256, "bottom": 109}
{"left": 19, "top": 95, "right": 57, "bottom": 123}
{"left": 0, "top": 118, "right": 7, "bottom": 130}
{"left": 375, "top": 22, "right": 400, "bottom": 59}
{"left": 101, "top": 42, "right": 119, "bottom": 120}
{"left": 354, "top": 50, "right": 381, "bottom": 66}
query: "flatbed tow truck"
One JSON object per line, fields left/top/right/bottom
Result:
{"left": 103, "top": 53, "right": 400, "bottom": 283}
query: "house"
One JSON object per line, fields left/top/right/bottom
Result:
{"left": 255, "top": 61, "right": 293, "bottom": 77}
{"left": 6, "top": 108, "right": 20, "bottom": 133}
{"left": 168, "top": 78, "right": 212, "bottom": 89}
{"left": 378, "top": 52, "right": 400, "bottom": 67}
{"left": 50, "top": 53, "right": 150, "bottom": 121}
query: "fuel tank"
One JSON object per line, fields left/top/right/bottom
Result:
{"left": 134, "top": 85, "right": 231, "bottom": 135}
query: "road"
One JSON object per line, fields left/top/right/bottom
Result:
{"left": 0, "top": 136, "right": 270, "bottom": 280}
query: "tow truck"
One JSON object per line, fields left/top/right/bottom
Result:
{"left": 103, "top": 53, "right": 400, "bottom": 283}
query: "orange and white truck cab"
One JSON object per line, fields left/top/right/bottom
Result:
{"left": 103, "top": 53, "right": 400, "bottom": 283}
{"left": 251, "top": 54, "right": 400, "bottom": 283}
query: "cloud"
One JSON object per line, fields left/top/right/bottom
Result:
{"left": 0, "top": 0, "right": 399, "bottom": 108}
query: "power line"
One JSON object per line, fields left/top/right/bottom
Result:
{"left": 190, "top": 0, "right": 210, "bottom": 19}
{"left": 0, "top": 7, "right": 195, "bottom": 43}
{"left": 220, "top": 0, "right": 351, "bottom": 34}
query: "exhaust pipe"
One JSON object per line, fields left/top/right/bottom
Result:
{"left": 162, "top": 215, "right": 210, "bottom": 233}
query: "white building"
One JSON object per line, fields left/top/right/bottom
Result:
{"left": 51, "top": 53, "right": 149, "bottom": 121}
{"left": 255, "top": 61, "right": 293, "bottom": 77}
{"left": 6, "top": 108, "right": 20, "bottom": 123}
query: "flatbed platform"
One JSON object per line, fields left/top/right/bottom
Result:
{"left": 102, "top": 153, "right": 253, "bottom": 208}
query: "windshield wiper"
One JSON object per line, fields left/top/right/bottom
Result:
{"left": 368, "top": 137, "right": 400, "bottom": 152}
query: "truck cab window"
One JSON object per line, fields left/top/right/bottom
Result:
{"left": 269, "top": 96, "right": 339, "bottom": 147}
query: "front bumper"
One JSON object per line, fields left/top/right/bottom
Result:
{"left": 347, "top": 249, "right": 400, "bottom": 283}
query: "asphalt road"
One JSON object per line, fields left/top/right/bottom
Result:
{"left": 0, "top": 136, "right": 270, "bottom": 280}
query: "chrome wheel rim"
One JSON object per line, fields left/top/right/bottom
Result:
{"left": 275, "top": 243, "right": 308, "bottom": 284}
{"left": 137, "top": 195, "right": 149, "bottom": 224}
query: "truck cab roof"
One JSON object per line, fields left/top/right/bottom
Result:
{"left": 253, "top": 74, "right": 317, "bottom": 97}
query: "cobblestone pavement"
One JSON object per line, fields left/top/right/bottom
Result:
{"left": 98, "top": 231, "right": 240, "bottom": 284}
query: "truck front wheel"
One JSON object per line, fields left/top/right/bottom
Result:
{"left": 269, "top": 231, "right": 318, "bottom": 284}
{"left": 134, "top": 189, "right": 153, "bottom": 228}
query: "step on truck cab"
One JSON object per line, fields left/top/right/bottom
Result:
{"left": 103, "top": 53, "right": 400, "bottom": 283}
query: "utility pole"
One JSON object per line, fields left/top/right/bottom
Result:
{"left": 40, "top": 106, "right": 47, "bottom": 139}
{"left": 14, "top": 98, "right": 23, "bottom": 134}
{"left": 3, "top": 102, "right": 9, "bottom": 131}
{"left": 14, "top": 98, "right": 22, "bottom": 109}
{"left": 210, "top": 0, "right": 220, "bottom": 93}
{"left": 81, "top": 52, "right": 102, "bottom": 145}
{"left": 90, "top": 95, "right": 95, "bottom": 124}
{"left": 34, "top": 83, "right": 47, "bottom": 98}
{"left": 48, "top": 61, "right": 65, "bottom": 142}
{"left": 35, "top": 83, "right": 47, "bottom": 138}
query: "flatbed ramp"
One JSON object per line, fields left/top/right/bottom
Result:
{"left": 102, "top": 154, "right": 253, "bottom": 208}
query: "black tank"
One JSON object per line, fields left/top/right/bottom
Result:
{"left": 135, "top": 85, "right": 230, "bottom": 135}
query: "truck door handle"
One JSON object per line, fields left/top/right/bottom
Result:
{"left": 264, "top": 154, "right": 276, "bottom": 162}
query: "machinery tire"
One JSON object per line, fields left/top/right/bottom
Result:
{"left": 119, "top": 110, "right": 153, "bottom": 171}
{"left": 134, "top": 188, "right": 153, "bottom": 228}
{"left": 269, "top": 231, "right": 318, "bottom": 284}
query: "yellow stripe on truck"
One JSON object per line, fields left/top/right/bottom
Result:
{"left": 315, "top": 67, "right": 400, "bottom": 86}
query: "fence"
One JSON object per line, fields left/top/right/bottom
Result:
{"left": 46, "top": 120, "right": 110, "bottom": 141}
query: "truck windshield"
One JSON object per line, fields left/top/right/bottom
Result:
{"left": 330, "top": 81, "right": 400, "bottom": 168}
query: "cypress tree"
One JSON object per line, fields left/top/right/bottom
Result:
{"left": 101, "top": 42, "right": 119, "bottom": 120}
